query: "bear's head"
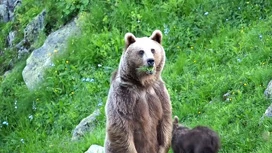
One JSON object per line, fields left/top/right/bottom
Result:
{"left": 118, "top": 30, "right": 165, "bottom": 87}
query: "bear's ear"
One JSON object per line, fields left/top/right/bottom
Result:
{"left": 173, "top": 116, "right": 179, "bottom": 124}
{"left": 150, "top": 30, "right": 162, "bottom": 44}
{"left": 125, "top": 33, "right": 136, "bottom": 49}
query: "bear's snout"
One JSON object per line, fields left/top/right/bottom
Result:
{"left": 147, "top": 59, "right": 155, "bottom": 67}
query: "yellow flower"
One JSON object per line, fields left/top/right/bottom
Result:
{"left": 244, "top": 83, "right": 247, "bottom": 86}
{"left": 54, "top": 49, "right": 58, "bottom": 53}
{"left": 191, "top": 46, "right": 194, "bottom": 49}
{"left": 194, "top": 60, "right": 196, "bottom": 63}
{"left": 66, "top": 60, "right": 69, "bottom": 64}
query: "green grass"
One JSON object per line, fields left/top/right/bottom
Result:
{"left": 1, "top": 0, "right": 272, "bottom": 152}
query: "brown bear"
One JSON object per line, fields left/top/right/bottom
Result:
{"left": 104, "top": 30, "right": 172, "bottom": 153}
{"left": 172, "top": 116, "right": 220, "bottom": 153}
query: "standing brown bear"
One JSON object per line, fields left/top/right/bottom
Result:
{"left": 104, "top": 30, "right": 172, "bottom": 153}
{"left": 172, "top": 116, "right": 220, "bottom": 153}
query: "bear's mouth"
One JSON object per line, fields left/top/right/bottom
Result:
{"left": 137, "top": 66, "right": 155, "bottom": 75}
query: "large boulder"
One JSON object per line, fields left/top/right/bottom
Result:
{"left": 22, "top": 18, "right": 80, "bottom": 90}
{"left": 72, "top": 109, "right": 100, "bottom": 141}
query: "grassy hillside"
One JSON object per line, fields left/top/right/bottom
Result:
{"left": 1, "top": 0, "right": 272, "bottom": 152}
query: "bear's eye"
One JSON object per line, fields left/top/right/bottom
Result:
{"left": 138, "top": 50, "right": 144, "bottom": 56}
{"left": 151, "top": 48, "right": 155, "bottom": 54}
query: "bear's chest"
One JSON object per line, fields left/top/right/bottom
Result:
{"left": 134, "top": 87, "right": 163, "bottom": 126}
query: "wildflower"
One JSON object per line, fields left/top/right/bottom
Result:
{"left": 98, "top": 102, "right": 103, "bottom": 107}
{"left": 32, "top": 101, "right": 36, "bottom": 110}
{"left": 53, "top": 49, "right": 58, "bottom": 53}
{"left": 71, "top": 91, "right": 74, "bottom": 95}
{"left": 198, "top": 111, "right": 201, "bottom": 114}
{"left": 190, "top": 46, "right": 193, "bottom": 49}
{"left": 177, "top": 46, "right": 180, "bottom": 49}
{"left": 28, "top": 115, "right": 33, "bottom": 121}
{"left": 204, "top": 12, "right": 209, "bottom": 16}
{"left": 21, "top": 139, "right": 25, "bottom": 144}
{"left": 246, "top": 2, "right": 249, "bottom": 4}
{"left": 2, "top": 121, "right": 8, "bottom": 126}
{"left": 259, "top": 35, "right": 263, "bottom": 39}
{"left": 98, "top": 64, "right": 102, "bottom": 67}
{"left": 66, "top": 60, "right": 69, "bottom": 64}
{"left": 163, "top": 24, "right": 170, "bottom": 35}
{"left": 244, "top": 83, "right": 247, "bottom": 86}
{"left": 14, "top": 100, "right": 17, "bottom": 109}
{"left": 194, "top": 60, "right": 196, "bottom": 63}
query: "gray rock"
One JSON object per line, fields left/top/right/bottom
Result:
{"left": 85, "top": 145, "right": 104, "bottom": 153}
{"left": 7, "top": 31, "right": 16, "bottom": 47}
{"left": 264, "top": 103, "right": 272, "bottom": 117}
{"left": 263, "top": 80, "right": 272, "bottom": 118}
{"left": 16, "top": 9, "right": 46, "bottom": 58}
{"left": 72, "top": 109, "right": 100, "bottom": 141}
{"left": 23, "top": 9, "right": 46, "bottom": 44}
{"left": 22, "top": 18, "right": 80, "bottom": 90}
{"left": 0, "top": 0, "right": 21, "bottom": 22}
{"left": 264, "top": 80, "right": 272, "bottom": 99}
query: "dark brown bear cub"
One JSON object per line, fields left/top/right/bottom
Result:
{"left": 172, "top": 116, "right": 220, "bottom": 153}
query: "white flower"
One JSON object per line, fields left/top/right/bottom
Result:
{"left": 204, "top": 12, "right": 209, "bottom": 16}
{"left": 2, "top": 121, "right": 8, "bottom": 126}
{"left": 14, "top": 100, "right": 17, "bottom": 109}
{"left": 28, "top": 115, "right": 33, "bottom": 121}
{"left": 163, "top": 24, "right": 170, "bottom": 35}
{"left": 21, "top": 139, "right": 25, "bottom": 144}
{"left": 98, "top": 64, "right": 102, "bottom": 67}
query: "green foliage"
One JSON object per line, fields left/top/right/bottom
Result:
{"left": 1, "top": 0, "right": 272, "bottom": 152}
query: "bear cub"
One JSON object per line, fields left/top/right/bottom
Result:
{"left": 172, "top": 116, "right": 220, "bottom": 153}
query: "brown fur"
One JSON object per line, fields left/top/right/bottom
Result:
{"left": 104, "top": 30, "right": 172, "bottom": 153}
{"left": 172, "top": 116, "right": 220, "bottom": 153}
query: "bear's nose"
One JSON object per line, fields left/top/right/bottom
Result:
{"left": 147, "top": 59, "right": 155, "bottom": 66}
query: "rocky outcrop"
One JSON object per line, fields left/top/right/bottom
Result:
{"left": 22, "top": 18, "right": 80, "bottom": 90}
{"left": 72, "top": 109, "right": 100, "bottom": 141}
{"left": 7, "top": 31, "right": 16, "bottom": 47}
{"left": 0, "top": 0, "right": 21, "bottom": 22}
{"left": 16, "top": 9, "right": 46, "bottom": 58}
{"left": 85, "top": 144, "right": 104, "bottom": 153}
